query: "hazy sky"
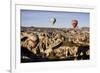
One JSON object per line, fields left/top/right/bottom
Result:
{"left": 21, "top": 9, "right": 90, "bottom": 28}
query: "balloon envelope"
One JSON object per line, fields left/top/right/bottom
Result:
{"left": 50, "top": 17, "right": 56, "bottom": 25}
{"left": 71, "top": 20, "right": 78, "bottom": 28}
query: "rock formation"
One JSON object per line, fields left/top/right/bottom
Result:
{"left": 21, "top": 26, "right": 90, "bottom": 62}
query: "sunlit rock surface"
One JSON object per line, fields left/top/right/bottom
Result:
{"left": 21, "top": 26, "right": 89, "bottom": 62}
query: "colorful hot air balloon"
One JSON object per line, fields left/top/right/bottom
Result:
{"left": 50, "top": 17, "right": 56, "bottom": 25}
{"left": 71, "top": 20, "right": 78, "bottom": 28}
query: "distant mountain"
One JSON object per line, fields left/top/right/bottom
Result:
{"left": 21, "top": 26, "right": 89, "bottom": 32}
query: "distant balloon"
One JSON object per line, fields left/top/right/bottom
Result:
{"left": 50, "top": 17, "right": 56, "bottom": 25}
{"left": 71, "top": 20, "right": 78, "bottom": 28}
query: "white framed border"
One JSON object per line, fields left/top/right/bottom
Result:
{"left": 11, "top": 2, "right": 96, "bottom": 73}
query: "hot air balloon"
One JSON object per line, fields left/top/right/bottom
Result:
{"left": 50, "top": 17, "right": 56, "bottom": 25}
{"left": 71, "top": 20, "right": 78, "bottom": 28}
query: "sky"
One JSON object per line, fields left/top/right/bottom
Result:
{"left": 20, "top": 9, "right": 90, "bottom": 28}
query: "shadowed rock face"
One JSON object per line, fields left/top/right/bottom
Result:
{"left": 21, "top": 26, "right": 90, "bottom": 62}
